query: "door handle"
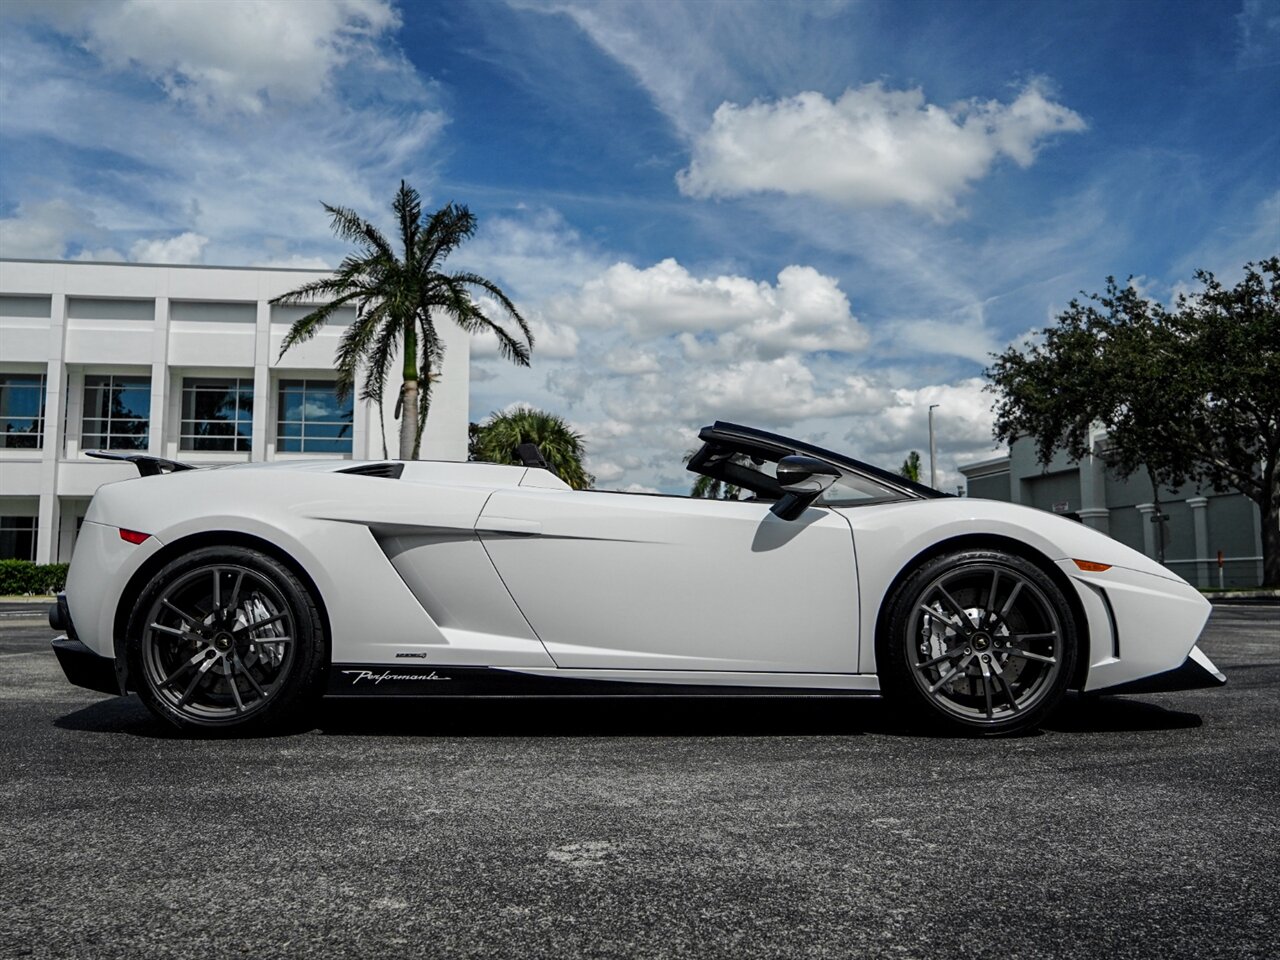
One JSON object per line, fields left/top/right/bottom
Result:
{"left": 475, "top": 517, "right": 542, "bottom": 536}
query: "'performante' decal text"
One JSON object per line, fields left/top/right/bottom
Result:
{"left": 342, "top": 669, "right": 451, "bottom": 685}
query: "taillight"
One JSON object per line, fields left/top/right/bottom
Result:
{"left": 119, "top": 528, "right": 151, "bottom": 545}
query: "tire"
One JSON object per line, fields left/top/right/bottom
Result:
{"left": 878, "top": 549, "right": 1078, "bottom": 736}
{"left": 126, "top": 546, "right": 328, "bottom": 735}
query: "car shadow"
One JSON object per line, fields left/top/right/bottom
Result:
{"left": 1046, "top": 692, "right": 1202, "bottom": 732}
{"left": 55, "top": 695, "right": 182, "bottom": 739}
{"left": 53, "top": 694, "right": 891, "bottom": 739}
{"left": 316, "top": 696, "right": 890, "bottom": 738}
{"left": 55, "top": 691, "right": 1202, "bottom": 739}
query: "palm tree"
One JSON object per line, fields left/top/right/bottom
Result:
{"left": 272, "top": 181, "right": 532, "bottom": 458}
{"left": 470, "top": 408, "right": 593, "bottom": 490}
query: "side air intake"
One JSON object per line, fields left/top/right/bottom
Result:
{"left": 338, "top": 462, "right": 405, "bottom": 479}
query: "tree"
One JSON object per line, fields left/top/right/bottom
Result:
{"left": 986, "top": 256, "right": 1279, "bottom": 586}
{"left": 1173, "top": 258, "right": 1280, "bottom": 585}
{"left": 899, "top": 451, "right": 922, "bottom": 483}
{"left": 470, "top": 408, "right": 593, "bottom": 490}
{"left": 272, "top": 181, "right": 533, "bottom": 459}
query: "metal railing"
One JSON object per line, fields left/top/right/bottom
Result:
{"left": 1163, "top": 556, "right": 1263, "bottom": 589}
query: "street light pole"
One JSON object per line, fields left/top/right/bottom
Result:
{"left": 928, "top": 404, "right": 939, "bottom": 490}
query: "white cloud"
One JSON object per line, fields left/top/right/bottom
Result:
{"left": 0, "top": 2, "right": 445, "bottom": 266}
{"left": 618, "top": 482, "right": 661, "bottom": 494}
{"left": 0, "top": 203, "right": 210, "bottom": 266}
{"left": 467, "top": 250, "right": 1005, "bottom": 492}
{"left": 523, "top": 317, "right": 583, "bottom": 359}
{"left": 518, "top": 0, "right": 862, "bottom": 140}
{"left": 457, "top": 207, "right": 610, "bottom": 303}
{"left": 469, "top": 304, "right": 580, "bottom": 362}
{"left": 0, "top": 202, "right": 246, "bottom": 268}
{"left": 604, "top": 349, "right": 663, "bottom": 375}
{"left": 73, "top": 247, "right": 126, "bottom": 263}
{"left": 584, "top": 418, "right": 635, "bottom": 440}
{"left": 9, "top": 0, "right": 403, "bottom": 116}
{"left": 678, "top": 81, "right": 1086, "bottom": 217}
{"left": 844, "top": 378, "right": 997, "bottom": 455}
{"left": 589, "top": 460, "right": 626, "bottom": 483}
{"left": 535, "top": 0, "right": 734, "bottom": 137}
{"left": 254, "top": 254, "right": 335, "bottom": 270}
{"left": 129, "top": 232, "right": 208, "bottom": 264}
{"left": 550, "top": 258, "right": 867, "bottom": 357}
{"left": 0, "top": 198, "right": 124, "bottom": 259}
{"left": 889, "top": 312, "right": 1002, "bottom": 366}
{"left": 550, "top": 356, "right": 1001, "bottom": 492}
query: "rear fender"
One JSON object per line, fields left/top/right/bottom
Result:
{"left": 116, "top": 514, "right": 448, "bottom": 665}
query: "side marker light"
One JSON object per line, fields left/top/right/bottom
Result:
{"left": 119, "top": 529, "right": 151, "bottom": 545}
{"left": 1073, "top": 559, "right": 1111, "bottom": 572}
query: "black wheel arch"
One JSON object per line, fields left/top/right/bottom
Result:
{"left": 873, "top": 533, "right": 1090, "bottom": 690}
{"left": 112, "top": 531, "right": 331, "bottom": 691}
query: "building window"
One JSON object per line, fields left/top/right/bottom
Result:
{"left": 0, "top": 516, "right": 37, "bottom": 560}
{"left": 277, "top": 380, "right": 353, "bottom": 454}
{"left": 0, "top": 373, "right": 46, "bottom": 449}
{"left": 82, "top": 375, "right": 151, "bottom": 451}
{"left": 180, "top": 378, "right": 253, "bottom": 452}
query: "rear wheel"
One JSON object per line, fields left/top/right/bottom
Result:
{"left": 126, "top": 546, "right": 327, "bottom": 734}
{"left": 878, "top": 549, "right": 1077, "bottom": 735}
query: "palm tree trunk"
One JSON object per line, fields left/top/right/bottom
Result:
{"left": 399, "top": 381, "right": 419, "bottom": 459}
{"left": 400, "top": 320, "right": 419, "bottom": 460}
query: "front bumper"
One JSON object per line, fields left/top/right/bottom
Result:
{"left": 51, "top": 636, "right": 121, "bottom": 696}
{"left": 1097, "top": 645, "right": 1227, "bottom": 696}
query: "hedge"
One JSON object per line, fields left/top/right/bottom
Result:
{"left": 0, "top": 560, "right": 69, "bottom": 595}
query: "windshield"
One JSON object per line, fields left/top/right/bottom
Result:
{"left": 817, "top": 473, "right": 903, "bottom": 506}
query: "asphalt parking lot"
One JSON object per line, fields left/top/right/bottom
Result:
{"left": 1, "top": 603, "right": 1277, "bottom": 960}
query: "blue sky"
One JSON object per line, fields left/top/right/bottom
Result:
{"left": 1, "top": 0, "right": 1277, "bottom": 491}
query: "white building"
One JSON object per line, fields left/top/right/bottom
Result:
{"left": 0, "top": 258, "right": 470, "bottom": 564}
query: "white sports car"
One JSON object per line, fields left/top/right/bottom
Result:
{"left": 51, "top": 422, "right": 1224, "bottom": 736}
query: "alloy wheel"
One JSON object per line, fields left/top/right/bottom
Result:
{"left": 139, "top": 564, "right": 296, "bottom": 723}
{"left": 906, "top": 562, "right": 1064, "bottom": 724}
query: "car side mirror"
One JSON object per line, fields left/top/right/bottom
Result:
{"left": 771, "top": 456, "right": 841, "bottom": 521}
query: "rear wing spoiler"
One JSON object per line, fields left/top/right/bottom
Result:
{"left": 85, "top": 451, "right": 198, "bottom": 477}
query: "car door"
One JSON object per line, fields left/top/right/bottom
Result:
{"left": 476, "top": 489, "right": 860, "bottom": 673}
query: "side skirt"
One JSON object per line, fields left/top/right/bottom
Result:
{"left": 327, "top": 665, "right": 882, "bottom": 698}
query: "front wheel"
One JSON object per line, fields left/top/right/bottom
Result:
{"left": 126, "top": 546, "right": 328, "bottom": 735}
{"left": 878, "top": 550, "right": 1078, "bottom": 735}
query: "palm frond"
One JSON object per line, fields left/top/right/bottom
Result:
{"left": 360, "top": 317, "right": 402, "bottom": 407}
{"left": 333, "top": 303, "right": 388, "bottom": 402}
{"left": 451, "top": 271, "right": 534, "bottom": 344}
{"left": 322, "top": 203, "right": 394, "bottom": 261}
{"left": 419, "top": 203, "right": 477, "bottom": 269}
{"left": 411, "top": 329, "right": 446, "bottom": 460}
{"left": 392, "top": 180, "right": 422, "bottom": 263}
{"left": 436, "top": 275, "right": 533, "bottom": 365}
{"left": 269, "top": 276, "right": 356, "bottom": 306}
{"left": 275, "top": 291, "right": 366, "bottom": 359}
